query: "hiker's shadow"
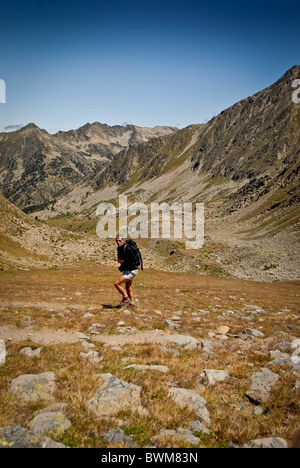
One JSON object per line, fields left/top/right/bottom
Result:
{"left": 102, "top": 304, "right": 116, "bottom": 310}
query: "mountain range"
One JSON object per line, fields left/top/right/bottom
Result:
{"left": 0, "top": 123, "right": 177, "bottom": 211}
{"left": 0, "top": 65, "right": 299, "bottom": 281}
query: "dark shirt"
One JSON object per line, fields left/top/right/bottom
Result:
{"left": 117, "top": 244, "right": 137, "bottom": 271}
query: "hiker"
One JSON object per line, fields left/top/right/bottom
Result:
{"left": 114, "top": 235, "right": 141, "bottom": 309}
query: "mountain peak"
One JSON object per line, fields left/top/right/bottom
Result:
{"left": 22, "top": 123, "right": 39, "bottom": 130}
{"left": 18, "top": 123, "right": 49, "bottom": 135}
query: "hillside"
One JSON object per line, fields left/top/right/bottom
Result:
{"left": 0, "top": 123, "right": 177, "bottom": 211}
{"left": 32, "top": 66, "right": 300, "bottom": 282}
{"left": 0, "top": 192, "right": 114, "bottom": 270}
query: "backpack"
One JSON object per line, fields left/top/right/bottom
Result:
{"left": 124, "top": 239, "right": 143, "bottom": 270}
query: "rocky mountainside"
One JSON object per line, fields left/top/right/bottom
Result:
{"left": 29, "top": 66, "right": 299, "bottom": 281}
{"left": 0, "top": 192, "right": 167, "bottom": 272}
{"left": 0, "top": 122, "right": 177, "bottom": 211}
{"left": 0, "top": 192, "right": 111, "bottom": 270}
{"left": 40, "top": 66, "right": 299, "bottom": 218}
{"left": 0, "top": 66, "right": 299, "bottom": 281}
{"left": 92, "top": 66, "right": 300, "bottom": 208}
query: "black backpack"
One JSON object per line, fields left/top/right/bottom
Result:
{"left": 125, "top": 239, "right": 143, "bottom": 270}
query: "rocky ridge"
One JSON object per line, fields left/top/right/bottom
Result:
{"left": 0, "top": 123, "right": 177, "bottom": 211}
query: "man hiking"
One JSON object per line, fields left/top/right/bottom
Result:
{"left": 114, "top": 235, "right": 140, "bottom": 309}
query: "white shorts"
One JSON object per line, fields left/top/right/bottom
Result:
{"left": 122, "top": 269, "right": 138, "bottom": 281}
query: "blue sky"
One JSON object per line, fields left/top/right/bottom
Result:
{"left": 0, "top": 0, "right": 299, "bottom": 133}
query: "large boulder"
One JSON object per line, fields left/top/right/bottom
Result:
{"left": 9, "top": 372, "right": 56, "bottom": 402}
{"left": 0, "top": 424, "right": 67, "bottom": 448}
{"left": 85, "top": 373, "right": 147, "bottom": 418}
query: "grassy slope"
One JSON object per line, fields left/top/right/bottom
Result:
{"left": 0, "top": 266, "right": 299, "bottom": 448}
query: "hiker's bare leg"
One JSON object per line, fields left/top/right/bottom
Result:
{"left": 114, "top": 276, "right": 128, "bottom": 297}
{"left": 125, "top": 280, "right": 133, "bottom": 303}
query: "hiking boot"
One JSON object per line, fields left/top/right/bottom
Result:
{"left": 118, "top": 296, "right": 130, "bottom": 308}
{"left": 129, "top": 302, "right": 135, "bottom": 309}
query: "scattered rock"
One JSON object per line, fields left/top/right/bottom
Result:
{"left": 188, "top": 420, "right": 210, "bottom": 435}
{"left": 88, "top": 323, "right": 106, "bottom": 335}
{"left": 124, "top": 364, "right": 169, "bottom": 373}
{"left": 201, "top": 369, "right": 230, "bottom": 386}
{"left": 167, "top": 334, "right": 200, "bottom": 350}
{"left": 293, "top": 381, "right": 300, "bottom": 396}
{"left": 9, "top": 372, "right": 56, "bottom": 402}
{"left": 116, "top": 327, "right": 136, "bottom": 334}
{"left": 246, "top": 368, "right": 279, "bottom": 404}
{"left": 201, "top": 340, "right": 222, "bottom": 351}
{"left": 104, "top": 428, "right": 135, "bottom": 448}
{"left": 168, "top": 387, "right": 210, "bottom": 424}
{"left": 20, "top": 347, "right": 42, "bottom": 357}
{"left": 291, "top": 339, "right": 300, "bottom": 349}
{"left": 85, "top": 373, "right": 147, "bottom": 418}
{"left": 233, "top": 328, "right": 265, "bottom": 340}
{"left": 34, "top": 402, "right": 69, "bottom": 415}
{"left": 160, "top": 346, "right": 180, "bottom": 357}
{"left": 83, "top": 313, "right": 94, "bottom": 318}
{"left": 244, "top": 328, "right": 265, "bottom": 338}
{"left": 156, "top": 427, "right": 200, "bottom": 445}
{"left": 0, "top": 340, "right": 6, "bottom": 365}
{"left": 216, "top": 326, "right": 230, "bottom": 335}
{"left": 28, "top": 411, "right": 71, "bottom": 438}
{"left": 0, "top": 424, "right": 67, "bottom": 448}
{"left": 164, "top": 319, "right": 179, "bottom": 330}
{"left": 81, "top": 340, "right": 95, "bottom": 351}
{"left": 79, "top": 350, "right": 102, "bottom": 364}
{"left": 74, "top": 332, "right": 89, "bottom": 341}
{"left": 243, "top": 437, "right": 288, "bottom": 448}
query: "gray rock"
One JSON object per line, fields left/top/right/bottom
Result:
{"left": 293, "top": 381, "right": 300, "bottom": 396}
{"left": 170, "top": 315, "right": 182, "bottom": 321}
{"left": 79, "top": 350, "right": 102, "bottom": 364}
{"left": 160, "top": 346, "right": 181, "bottom": 357}
{"left": 124, "top": 364, "right": 169, "bottom": 373}
{"left": 164, "top": 319, "right": 179, "bottom": 330}
{"left": 74, "top": 331, "right": 89, "bottom": 340}
{"left": 233, "top": 328, "right": 265, "bottom": 340}
{"left": 156, "top": 428, "right": 200, "bottom": 445}
{"left": 104, "top": 428, "right": 135, "bottom": 448}
{"left": 167, "top": 334, "right": 200, "bottom": 350}
{"left": 29, "top": 411, "right": 71, "bottom": 438}
{"left": 169, "top": 387, "right": 210, "bottom": 424}
{"left": 201, "top": 369, "right": 230, "bottom": 385}
{"left": 270, "top": 350, "right": 290, "bottom": 360}
{"left": 291, "top": 339, "right": 300, "bottom": 349}
{"left": 188, "top": 420, "right": 210, "bottom": 435}
{"left": 116, "top": 326, "right": 136, "bottom": 334}
{"left": 9, "top": 372, "right": 56, "bottom": 402}
{"left": 0, "top": 424, "right": 67, "bottom": 448}
{"left": 34, "top": 402, "right": 69, "bottom": 415}
{"left": 246, "top": 368, "right": 279, "bottom": 404}
{"left": 0, "top": 340, "right": 6, "bottom": 365}
{"left": 81, "top": 340, "right": 95, "bottom": 351}
{"left": 88, "top": 323, "right": 106, "bottom": 334}
{"left": 86, "top": 373, "right": 147, "bottom": 418}
{"left": 243, "top": 328, "right": 265, "bottom": 338}
{"left": 20, "top": 347, "right": 42, "bottom": 357}
{"left": 243, "top": 437, "right": 288, "bottom": 448}
{"left": 201, "top": 340, "right": 222, "bottom": 351}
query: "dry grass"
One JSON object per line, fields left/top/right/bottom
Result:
{"left": 0, "top": 266, "right": 299, "bottom": 448}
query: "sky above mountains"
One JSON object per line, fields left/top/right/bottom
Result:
{"left": 0, "top": 0, "right": 299, "bottom": 133}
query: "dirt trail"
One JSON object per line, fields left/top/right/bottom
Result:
{"left": 0, "top": 325, "right": 183, "bottom": 347}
